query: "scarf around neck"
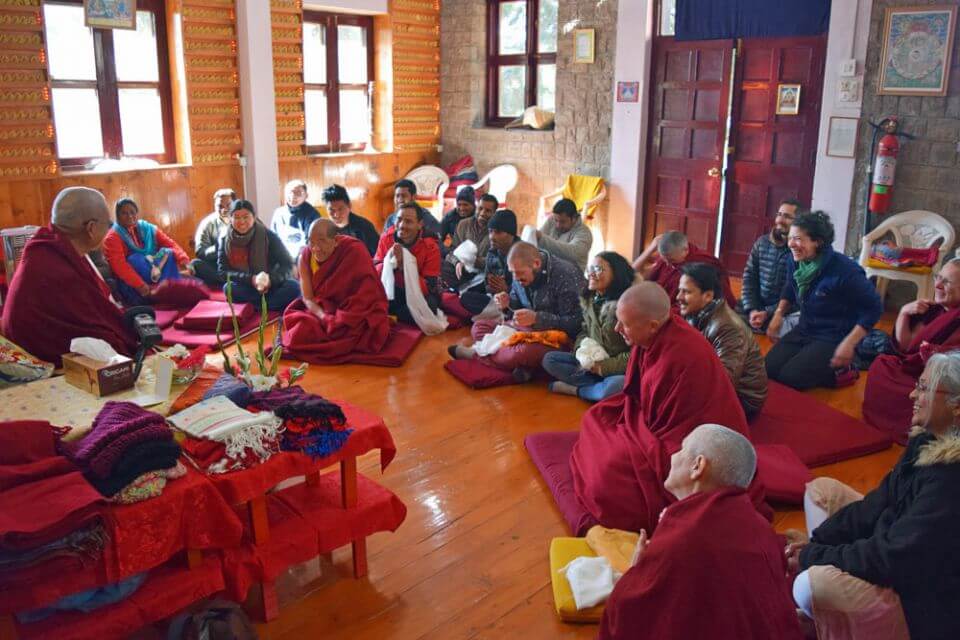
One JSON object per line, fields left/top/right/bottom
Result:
{"left": 113, "top": 220, "right": 157, "bottom": 256}
{"left": 686, "top": 298, "right": 722, "bottom": 331}
{"left": 225, "top": 220, "right": 270, "bottom": 274}
{"left": 794, "top": 254, "right": 825, "bottom": 298}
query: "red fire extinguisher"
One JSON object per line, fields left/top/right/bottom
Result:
{"left": 869, "top": 118, "right": 900, "bottom": 215}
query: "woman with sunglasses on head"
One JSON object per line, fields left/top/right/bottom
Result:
{"left": 541, "top": 251, "right": 637, "bottom": 401}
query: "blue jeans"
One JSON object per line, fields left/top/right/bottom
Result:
{"left": 116, "top": 250, "right": 180, "bottom": 305}
{"left": 541, "top": 351, "right": 625, "bottom": 402}
{"left": 227, "top": 279, "right": 300, "bottom": 312}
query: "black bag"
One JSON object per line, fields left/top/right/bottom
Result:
{"left": 167, "top": 600, "right": 258, "bottom": 640}
{"left": 854, "top": 329, "right": 894, "bottom": 370}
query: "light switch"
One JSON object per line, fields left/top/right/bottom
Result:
{"left": 839, "top": 59, "right": 857, "bottom": 77}
{"left": 838, "top": 77, "right": 862, "bottom": 104}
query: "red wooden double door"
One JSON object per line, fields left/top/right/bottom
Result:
{"left": 643, "top": 35, "right": 826, "bottom": 275}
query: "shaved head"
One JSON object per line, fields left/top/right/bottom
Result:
{"left": 309, "top": 218, "right": 338, "bottom": 241}
{"left": 51, "top": 187, "right": 110, "bottom": 234}
{"left": 307, "top": 218, "right": 338, "bottom": 264}
{"left": 507, "top": 241, "right": 541, "bottom": 266}
{"left": 507, "top": 241, "right": 543, "bottom": 286}
{"left": 664, "top": 424, "right": 757, "bottom": 500}
{"left": 619, "top": 282, "right": 671, "bottom": 323}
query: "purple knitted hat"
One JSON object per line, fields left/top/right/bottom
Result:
{"left": 63, "top": 402, "right": 171, "bottom": 466}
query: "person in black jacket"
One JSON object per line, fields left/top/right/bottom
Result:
{"left": 321, "top": 184, "right": 379, "bottom": 257}
{"left": 787, "top": 351, "right": 960, "bottom": 640}
{"left": 217, "top": 200, "right": 299, "bottom": 311}
{"left": 738, "top": 198, "right": 798, "bottom": 333}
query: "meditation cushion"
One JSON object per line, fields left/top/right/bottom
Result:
{"left": 440, "top": 291, "right": 473, "bottom": 323}
{"left": 524, "top": 431, "right": 598, "bottom": 536}
{"left": 754, "top": 444, "right": 812, "bottom": 505}
{"left": 549, "top": 537, "right": 605, "bottom": 623}
{"left": 175, "top": 300, "right": 255, "bottom": 331}
{"left": 152, "top": 309, "right": 180, "bottom": 329}
{"left": 146, "top": 279, "right": 210, "bottom": 308}
{"left": 443, "top": 359, "right": 518, "bottom": 389}
{"left": 442, "top": 155, "right": 479, "bottom": 199}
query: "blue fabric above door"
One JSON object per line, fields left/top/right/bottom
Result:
{"left": 675, "top": 0, "right": 831, "bottom": 41}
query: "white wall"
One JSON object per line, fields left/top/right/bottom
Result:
{"left": 607, "top": 0, "right": 654, "bottom": 259}
{"left": 304, "top": 0, "right": 387, "bottom": 14}
{"left": 811, "top": 0, "right": 873, "bottom": 250}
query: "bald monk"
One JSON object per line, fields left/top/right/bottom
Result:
{"left": 632, "top": 231, "right": 736, "bottom": 308}
{"left": 600, "top": 424, "right": 803, "bottom": 640}
{"left": 570, "top": 282, "right": 753, "bottom": 534}
{"left": 1, "top": 187, "right": 137, "bottom": 366}
{"left": 280, "top": 220, "right": 390, "bottom": 361}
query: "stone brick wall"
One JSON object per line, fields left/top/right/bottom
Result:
{"left": 439, "top": 0, "right": 617, "bottom": 235}
{"left": 846, "top": 0, "right": 960, "bottom": 251}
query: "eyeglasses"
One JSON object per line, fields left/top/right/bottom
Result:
{"left": 935, "top": 275, "right": 957, "bottom": 288}
{"left": 586, "top": 264, "right": 605, "bottom": 276}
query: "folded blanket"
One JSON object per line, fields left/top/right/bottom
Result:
{"left": 86, "top": 439, "right": 181, "bottom": 497}
{"left": 869, "top": 242, "right": 939, "bottom": 268}
{"left": 273, "top": 396, "right": 347, "bottom": 431}
{"left": 17, "top": 572, "right": 148, "bottom": 623}
{"left": 503, "top": 330, "right": 569, "bottom": 350}
{"left": 0, "top": 524, "right": 106, "bottom": 574}
{"left": 585, "top": 526, "right": 639, "bottom": 575}
{"left": 61, "top": 402, "right": 171, "bottom": 469}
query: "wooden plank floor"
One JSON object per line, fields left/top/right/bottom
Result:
{"left": 238, "top": 313, "right": 901, "bottom": 640}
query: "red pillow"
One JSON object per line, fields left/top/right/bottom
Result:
{"left": 175, "top": 300, "right": 254, "bottom": 331}
{"left": 147, "top": 279, "right": 210, "bottom": 309}
{"left": 444, "top": 359, "right": 517, "bottom": 389}
{"left": 443, "top": 155, "right": 479, "bottom": 198}
{"left": 754, "top": 444, "right": 812, "bottom": 505}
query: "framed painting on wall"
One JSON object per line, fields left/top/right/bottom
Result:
{"left": 573, "top": 29, "right": 595, "bottom": 64}
{"left": 84, "top": 0, "right": 137, "bottom": 30}
{"left": 775, "top": 84, "right": 801, "bottom": 115}
{"left": 878, "top": 5, "right": 957, "bottom": 96}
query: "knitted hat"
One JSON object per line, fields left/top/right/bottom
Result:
{"left": 456, "top": 186, "right": 476, "bottom": 204}
{"left": 488, "top": 209, "right": 518, "bottom": 236}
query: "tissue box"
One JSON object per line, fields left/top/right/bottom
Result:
{"left": 62, "top": 353, "right": 136, "bottom": 397}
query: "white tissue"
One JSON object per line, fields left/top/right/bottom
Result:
{"left": 576, "top": 338, "right": 610, "bottom": 369}
{"left": 521, "top": 224, "right": 538, "bottom": 245}
{"left": 69, "top": 337, "right": 131, "bottom": 364}
{"left": 254, "top": 272, "right": 270, "bottom": 290}
{"left": 560, "top": 556, "right": 620, "bottom": 610}
{"left": 452, "top": 239, "right": 479, "bottom": 273}
{"left": 473, "top": 324, "right": 517, "bottom": 357}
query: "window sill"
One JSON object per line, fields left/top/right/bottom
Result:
{"left": 59, "top": 161, "right": 193, "bottom": 177}
{"left": 281, "top": 147, "right": 401, "bottom": 161}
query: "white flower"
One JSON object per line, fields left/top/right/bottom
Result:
{"left": 160, "top": 344, "right": 190, "bottom": 359}
{"left": 243, "top": 373, "right": 278, "bottom": 392}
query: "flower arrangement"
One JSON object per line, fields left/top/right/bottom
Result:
{"left": 215, "top": 276, "right": 307, "bottom": 391}
{"left": 158, "top": 344, "right": 210, "bottom": 384}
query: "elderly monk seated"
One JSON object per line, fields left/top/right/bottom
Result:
{"left": 536, "top": 198, "right": 593, "bottom": 271}
{"left": 600, "top": 424, "right": 802, "bottom": 640}
{"left": 788, "top": 352, "right": 960, "bottom": 640}
{"left": 448, "top": 241, "right": 584, "bottom": 381}
{"left": 281, "top": 220, "right": 389, "bottom": 360}
{"left": 632, "top": 230, "right": 736, "bottom": 308}
{"left": 864, "top": 258, "right": 960, "bottom": 442}
{"left": 1, "top": 187, "right": 137, "bottom": 366}
{"left": 570, "top": 283, "right": 753, "bottom": 534}
{"left": 678, "top": 263, "right": 768, "bottom": 418}
{"left": 102, "top": 197, "right": 191, "bottom": 304}
{"left": 374, "top": 201, "right": 442, "bottom": 327}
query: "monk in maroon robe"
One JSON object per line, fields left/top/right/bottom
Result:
{"left": 864, "top": 259, "right": 960, "bottom": 443}
{"left": 1, "top": 187, "right": 136, "bottom": 366}
{"left": 570, "top": 282, "right": 756, "bottom": 534}
{"left": 599, "top": 425, "right": 802, "bottom": 640}
{"left": 281, "top": 220, "right": 390, "bottom": 362}
{"left": 633, "top": 230, "right": 736, "bottom": 307}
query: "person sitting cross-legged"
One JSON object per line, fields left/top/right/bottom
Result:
{"left": 632, "top": 230, "right": 736, "bottom": 308}
{"left": 441, "top": 193, "right": 498, "bottom": 305}
{"left": 102, "top": 197, "right": 192, "bottom": 305}
{"left": 191, "top": 187, "right": 236, "bottom": 287}
{"left": 678, "top": 262, "right": 768, "bottom": 419}
{"left": 739, "top": 197, "right": 799, "bottom": 333}
{"left": 271, "top": 179, "right": 320, "bottom": 261}
{"left": 281, "top": 220, "right": 390, "bottom": 360}
{"left": 787, "top": 352, "right": 960, "bottom": 640}
{"left": 765, "top": 210, "right": 882, "bottom": 390}
{"left": 217, "top": 199, "right": 300, "bottom": 311}
{"left": 382, "top": 178, "right": 441, "bottom": 239}
{"left": 541, "top": 251, "right": 635, "bottom": 402}
{"left": 439, "top": 186, "right": 476, "bottom": 250}
{"left": 600, "top": 424, "right": 803, "bottom": 640}
{"left": 373, "top": 201, "right": 442, "bottom": 327}
{"left": 448, "top": 241, "right": 584, "bottom": 382}
{"left": 536, "top": 197, "right": 593, "bottom": 271}
{"left": 321, "top": 184, "right": 379, "bottom": 257}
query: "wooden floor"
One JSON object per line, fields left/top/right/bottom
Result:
{"left": 241, "top": 314, "right": 902, "bottom": 640}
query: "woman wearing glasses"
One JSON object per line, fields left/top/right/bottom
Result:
{"left": 864, "top": 258, "right": 960, "bottom": 443}
{"left": 541, "top": 251, "right": 636, "bottom": 401}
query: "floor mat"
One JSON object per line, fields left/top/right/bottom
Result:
{"left": 524, "top": 431, "right": 597, "bottom": 536}
{"left": 160, "top": 312, "right": 279, "bottom": 348}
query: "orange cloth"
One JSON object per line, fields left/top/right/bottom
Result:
{"left": 502, "top": 330, "right": 569, "bottom": 349}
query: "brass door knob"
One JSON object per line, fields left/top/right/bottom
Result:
{"left": 707, "top": 167, "right": 721, "bottom": 178}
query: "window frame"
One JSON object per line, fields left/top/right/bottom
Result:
{"left": 485, "top": 0, "right": 557, "bottom": 127}
{"left": 43, "top": 0, "right": 176, "bottom": 169}
{"left": 302, "top": 10, "right": 374, "bottom": 154}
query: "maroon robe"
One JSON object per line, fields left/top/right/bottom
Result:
{"left": 1, "top": 225, "right": 136, "bottom": 367}
{"left": 281, "top": 235, "right": 390, "bottom": 362}
{"left": 599, "top": 488, "right": 803, "bottom": 640}
{"left": 864, "top": 305, "right": 960, "bottom": 443}
{"left": 647, "top": 243, "right": 737, "bottom": 308}
{"left": 570, "top": 315, "right": 758, "bottom": 534}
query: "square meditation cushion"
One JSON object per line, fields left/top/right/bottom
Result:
{"left": 549, "top": 537, "right": 605, "bottom": 624}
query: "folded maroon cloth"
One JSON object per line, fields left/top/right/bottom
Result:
{"left": 176, "top": 300, "right": 254, "bottom": 331}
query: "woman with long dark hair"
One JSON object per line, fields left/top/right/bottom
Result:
{"left": 542, "top": 251, "right": 636, "bottom": 401}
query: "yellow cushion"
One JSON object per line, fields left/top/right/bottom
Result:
{"left": 549, "top": 537, "right": 605, "bottom": 623}
{"left": 585, "top": 526, "right": 639, "bottom": 575}
{"left": 866, "top": 258, "right": 933, "bottom": 275}
{"left": 561, "top": 175, "right": 605, "bottom": 219}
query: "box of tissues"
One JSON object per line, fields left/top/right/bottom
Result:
{"left": 61, "top": 338, "right": 136, "bottom": 397}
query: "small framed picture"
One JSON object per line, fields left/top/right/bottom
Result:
{"left": 826, "top": 117, "right": 859, "bottom": 158}
{"left": 616, "top": 81, "right": 639, "bottom": 103}
{"left": 573, "top": 29, "right": 595, "bottom": 64}
{"left": 775, "top": 83, "right": 801, "bottom": 115}
{"left": 85, "top": 0, "right": 137, "bottom": 30}
{"left": 878, "top": 5, "right": 957, "bottom": 96}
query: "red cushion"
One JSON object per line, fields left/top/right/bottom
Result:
{"left": 175, "top": 300, "right": 254, "bottom": 331}
{"left": 754, "top": 444, "right": 812, "bottom": 505}
{"left": 444, "top": 359, "right": 517, "bottom": 389}
{"left": 442, "top": 155, "right": 479, "bottom": 198}
{"left": 440, "top": 292, "right": 473, "bottom": 322}
{"left": 524, "top": 431, "right": 598, "bottom": 536}
{"left": 146, "top": 279, "right": 209, "bottom": 309}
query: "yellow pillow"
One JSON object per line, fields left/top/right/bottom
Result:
{"left": 865, "top": 258, "right": 933, "bottom": 274}
{"left": 549, "top": 537, "right": 605, "bottom": 623}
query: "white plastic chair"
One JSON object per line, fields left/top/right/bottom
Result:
{"left": 457, "top": 164, "right": 519, "bottom": 205}
{"left": 404, "top": 165, "right": 449, "bottom": 221}
{"left": 859, "top": 210, "right": 956, "bottom": 301}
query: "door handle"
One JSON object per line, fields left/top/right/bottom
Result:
{"left": 708, "top": 167, "right": 721, "bottom": 178}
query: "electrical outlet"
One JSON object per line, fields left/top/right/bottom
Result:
{"left": 839, "top": 59, "right": 857, "bottom": 77}
{"left": 838, "top": 77, "right": 862, "bottom": 104}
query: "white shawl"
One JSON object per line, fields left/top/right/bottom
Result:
{"left": 381, "top": 246, "right": 448, "bottom": 335}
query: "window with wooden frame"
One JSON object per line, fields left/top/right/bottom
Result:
{"left": 486, "top": 0, "right": 558, "bottom": 127}
{"left": 41, "top": 0, "right": 175, "bottom": 168}
{"left": 302, "top": 11, "right": 374, "bottom": 153}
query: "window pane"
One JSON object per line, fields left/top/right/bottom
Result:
{"left": 660, "top": 0, "right": 676, "bottom": 36}
{"left": 498, "top": 1, "right": 527, "bottom": 55}
{"left": 42, "top": 4, "right": 96, "bottom": 81}
{"left": 537, "top": 64, "right": 555, "bottom": 112}
{"left": 498, "top": 65, "right": 526, "bottom": 117}
{"left": 303, "top": 22, "right": 326, "bottom": 84}
{"left": 338, "top": 25, "right": 368, "bottom": 84}
{"left": 304, "top": 89, "right": 328, "bottom": 146}
{"left": 538, "top": 0, "right": 558, "bottom": 53}
{"left": 51, "top": 88, "right": 104, "bottom": 158}
{"left": 339, "top": 89, "right": 369, "bottom": 144}
{"left": 119, "top": 89, "right": 165, "bottom": 155}
{"left": 114, "top": 11, "right": 160, "bottom": 82}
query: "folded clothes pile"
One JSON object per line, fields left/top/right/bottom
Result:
{"left": 0, "top": 524, "right": 106, "bottom": 576}
{"left": 274, "top": 393, "right": 351, "bottom": 460}
{"left": 60, "top": 402, "right": 181, "bottom": 497}
{"left": 16, "top": 572, "right": 147, "bottom": 623}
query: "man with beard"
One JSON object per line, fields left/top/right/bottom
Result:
{"left": 739, "top": 198, "right": 799, "bottom": 332}
{"left": 321, "top": 184, "right": 379, "bottom": 257}
{"left": 442, "top": 193, "right": 498, "bottom": 290}
{"left": 374, "top": 202, "right": 442, "bottom": 326}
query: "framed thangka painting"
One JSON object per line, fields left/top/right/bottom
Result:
{"left": 878, "top": 5, "right": 957, "bottom": 96}
{"left": 84, "top": 0, "right": 137, "bottom": 30}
